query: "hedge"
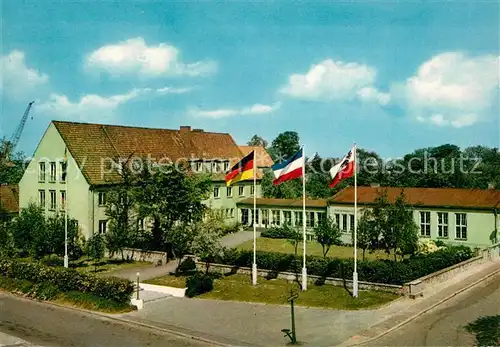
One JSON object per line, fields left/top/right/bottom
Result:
{"left": 260, "top": 227, "right": 294, "bottom": 239}
{"left": 0, "top": 259, "right": 134, "bottom": 304}
{"left": 214, "top": 245, "right": 474, "bottom": 285}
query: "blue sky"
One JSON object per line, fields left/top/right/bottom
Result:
{"left": 1, "top": 1, "right": 499, "bottom": 159}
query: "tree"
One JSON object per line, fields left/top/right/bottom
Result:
{"left": 382, "top": 190, "right": 419, "bottom": 260}
{"left": 247, "top": 135, "right": 268, "bottom": 148}
{"left": 355, "top": 209, "right": 380, "bottom": 261}
{"left": 313, "top": 216, "right": 342, "bottom": 257}
{"left": 170, "top": 223, "right": 197, "bottom": 273}
{"left": 134, "top": 162, "right": 211, "bottom": 254}
{"left": 86, "top": 233, "right": 105, "bottom": 272}
{"left": 10, "top": 202, "right": 46, "bottom": 257}
{"left": 269, "top": 131, "right": 300, "bottom": 161}
{"left": 46, "top": 214, "right": 83, "bottom": 260}
{"left": 261, "top": 170, "right": 302, "bottom": 199}
{"left": 0, "top": 140, "right": 27, "bottom": 184}
{"left": 191, "top": 224, "right": 224, "bottom": 275}
{"left": 0, "top": 220, "right": 15, "bottom": 257}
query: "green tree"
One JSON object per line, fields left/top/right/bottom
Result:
{"left": 247, "top": 135, "right": 268, "bottom": 148}
{"left": 383, "top": 190, "right": 419, "bottom": 260}
{"left": 191, "top": 221, "right": 224, "bottom": 275}
{"left": 46, "top": 214, "right": 83, "bottom": 260}
{"left": 0, "top": 140, "right": 27, "bottom": 184}
{"left": 269, "top": 131, "right": 300, "bottom": 161}
{"left": 0, "top": 220, "right": 15, "bottom": 257}
{"left": 86, "top": 233, "right": 105, "bottom": 272}
{"left": 10, "top": 202, "right": 46, "bottom": 257}
{"left": 355, "top": 209, "right": 380, "bottom": 261}
{"left": 313, "top": 216, "right": 342, "bottom": 257}
{"left": 170, "top": 223, "right": 197, "bottom": 273}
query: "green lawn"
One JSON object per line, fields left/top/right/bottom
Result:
{"left": 144, "top": 274, "right": 188, "bottom": 288}
{"left": 146, "top": 273, "right": 398, "bottom": 309}
{"left": 237, "top": 237, "right": 391, "bottom": 260}
{"left": 71, "top": 258, "right": 150, "bottom": 274}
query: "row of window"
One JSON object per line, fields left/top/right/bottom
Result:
{"left": 420, "top": 212, "right": 467, "bottom": 240}
{"left": 334, "top": 213, "right": 355, "bottom": 233}
{"left": 213, "top": 185, "right": 254, "bottom": 199}
{"left": 240, "top": 209, "right": 326, "bottom": 227}
{"left": 39, "top": 189, "right": 66, "bottom": 211}
{"left": 191, "top": 160, "right": 230, "bottom": 173}
{"left": 39, "top": 162, "right": 67, "bottom": 183}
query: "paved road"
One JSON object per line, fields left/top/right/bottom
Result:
{"left": 372, "top": 274, "right": 500, "bottom": 346}
{"left": 0, "top": 293, "right": 211, "bottom": 347}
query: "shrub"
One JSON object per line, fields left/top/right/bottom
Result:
{"left": 177, "top": 257, "right": 197, "bottom": 274}
{"left": 185, "top": 273, "right": 213, "bottom": 297}
{"left": 261, "top": 226, "right": 294, "bottom": 239}
{"left": 214, "top": 245, "right": 473, "bottom": 285}
{"left": 0, "top": 259, "right": 134, "bottom": 304}
{"left": 40, "top": 254, "right": 64, "bottom": 267}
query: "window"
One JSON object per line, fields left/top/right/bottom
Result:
{"left": 272, "top": 210, "right": 281, "bottom": 226}
{"left": 349, "top": 214, "right": 355, "bottom": 231}
{"left": 49, "top": 162, "right": 56, "bottom": 182}
{"left": 437, "top": 212, "right": 449, "bottom": 238}
{"left": 420, "top": 211, "right": 431, "bottom": 237}
{"left": 39, "top": 162, "right": 46, "bottom": 182}
{"left": 335, "top": 213, "right": 340, "bottom": 227}
{"left": 49, "top": 190, "right": 56, "bottom": 210}
{"left": 241, "top": 209, "right": 249, "bottom": 225}
{"left": 39, "top": 190, "right": 45, "bottom": 208}
{"left": 213, "top": 186, "right": 220, "bottom": 198}
{"left": 283, "top": 211, "right": 292, "bottom": 225}
{"left": 342, "top": 214, "right": 348, "bottom": 232}
{"left": 196, "top": 161, "right": 203, "bottom": 172}
{"left": 59, "top": 162, "right": 67, "bottom": 182}
{"left": 60, "top": 191, "right": 66, "bottom": 211}
{"left": 455, "top": 213, "right": 467, "bottom": 239}
{"left": 262, "top": 209, "right": 269, "bottom": 227}
{"left": 211, "top": 161, "right": 218, "bottom": 172}
{"left": 306, "top": 212, "right": 315, "bottom": 227}
{"left": 253, "top": 209, "right": 259, "bottom": 225}
{"left": 250, "top": 185, "right": 255, "bottom": 196}
{"left": 294, "top": 211, "right": 303, "bottom": 226}
{"left": 317, "top": 212, "right": 326, "bottom": 225}
{"left": 230, "top": 208, "right": 235, "bottom": 218}
{"left": 239, "top": 186, "right": 245, "bottom": 196}
{"left": 98, "top": 192, "right": 106, "bottom": 206}
{"left": 223, "top": 161, "right": 229, "bottom": 172}
{"left": 98, "top": 220, "right": 107, "bottom": 234}
{"left": 226, "top": 187, "right": 233, "bottom": 197}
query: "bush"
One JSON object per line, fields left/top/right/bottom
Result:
{"left": 185, "top": 272, "right": 214, "bottom": 297}
{"left": 214, "top": 245, "right": 474, "bottom": 285}
{"left": 177, "top": 257, "right": 197, "bottom": 274}
{"left": 40, "top": 254, "right": 64, "bottom": 267}
{"left": 261, "top": 226, "right": 294, "bottom": 239}
{"left": 0, "top": 259, "right": 134, "bottom": 304}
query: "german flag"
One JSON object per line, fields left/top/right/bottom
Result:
{"left": 225, "top": 150, "right": 255, "bottom": 186}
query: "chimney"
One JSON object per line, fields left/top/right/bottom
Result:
{"left": 180, "top": 126, "right": 191, "bottom": 134}
{"left": 370, "top": 183, "right": 380, "bottom": 188}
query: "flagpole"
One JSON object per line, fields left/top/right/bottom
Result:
{"left": 353, "top": 143, "right": 358, "bottom": 298}
{"left": 252, "top": 150, "right": 257, "bottom": 286}
{"left": 301, "top": 145, "right": 307, "bottom": 291}
{"left": 64, "top": 150, "right": 69, "bottom": 268}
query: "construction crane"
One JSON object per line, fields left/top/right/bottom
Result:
{"left": 1, "top": 101, "right": 35, "bottom": 164}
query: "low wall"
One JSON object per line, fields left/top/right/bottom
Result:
{"left": 106, "top": 248, "right": 168, "bottom": 265}
{"left": 139, "top": 283, "right": 186, "bottom": 298}
{"left": 193, "top": 260, "right": 405, "bottom": 295}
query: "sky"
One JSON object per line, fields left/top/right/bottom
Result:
{"left": 1, "top": 1, "right": 499, "bottom": 160}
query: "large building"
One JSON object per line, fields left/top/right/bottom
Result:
{"left": 18, "top": 121, "right": 272, "bottom": 239}
{"left": 237, "top": 186, "right": 500, "bottom": 248}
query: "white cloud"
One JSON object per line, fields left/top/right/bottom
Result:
{"left": 86, "top": 37, "right": 217, "bottom": 78}
{"left": 280, "top": 59, "right": 389, "bottom": 105}
{"left": 37, "top": 86, "right": 191, "bottom": 121}
{"left": 0, "top": 50, "right": 49, "bottom": 100}
{"left": 401, "top": 52, "right": 499, "bottom": 128}
{"left": 190, "top": 102, "right": 281, "bottom": 119}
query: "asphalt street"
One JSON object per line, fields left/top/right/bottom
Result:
{"left": 371, "top": 274, "right": 500, "bottom": 346}
{"left": 0, "top": 293, "right": 211, "bottom": 347}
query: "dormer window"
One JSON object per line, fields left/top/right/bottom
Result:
{"left": 223, "top": 161, "right": 229, "bottom": 172}
{"left": 212, "top": 161, "right": 218, "bottom": 172}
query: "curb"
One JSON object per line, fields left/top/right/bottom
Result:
{"left": 338, "top": 265, "right": 500, "bottom": 347}
{"left": 0, "top": 292, "right": 233, "bottom": 347}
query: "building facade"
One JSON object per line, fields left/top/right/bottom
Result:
{"left": 236, "top": 187, "right": 500, "bottom": 248}
{"left": 19, "top": 121, "right": 271, "bottom": 239}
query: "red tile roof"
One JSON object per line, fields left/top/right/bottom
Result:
{"left": 238, "top": 197, "right": 327, "bottom": 208}
{"left": 0, "top": 184, "right": 19, "bottom": 214}
{"left": 52, "top": 121, "right": 246, "bottom": 185}
{"left": 330, "top": 187, "right": 500, "bottom": 210}
{"left": 238, "top": 146, "right": 274, "bottom": 167}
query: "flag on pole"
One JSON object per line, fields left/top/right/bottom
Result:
{"left": 329, "top": 147, "right": 355, "bottom": 188}
{"left": 271, "top": 148, "right": 304, "bottom": 185}
{"left": 225, "top": 151, "right": 255, "bottom": 186}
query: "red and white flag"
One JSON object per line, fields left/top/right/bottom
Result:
{"left": 329, "top": 147, "right": 355, "bottom": 188}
